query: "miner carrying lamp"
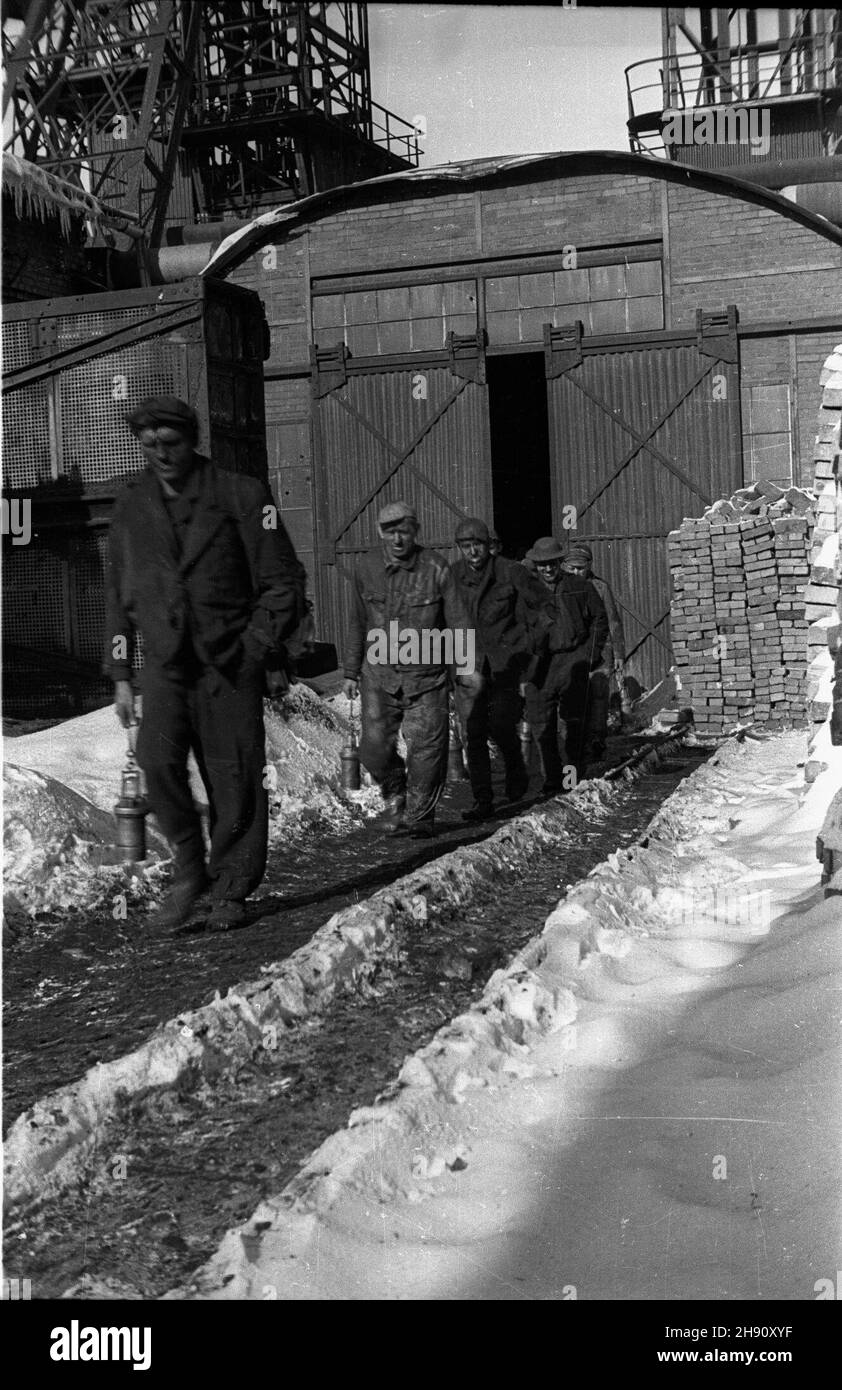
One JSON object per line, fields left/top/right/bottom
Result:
{"left": 523, "top": 536, "right": 609, "bottom": 790}
{"left": 450, "top": 516, "right": 553, "bottom": 820}
{"left": 342, "top": 499, "right": 469, "bottom": 839}
{"left": 103, "top": 396, "right": 306, "bottom": 932}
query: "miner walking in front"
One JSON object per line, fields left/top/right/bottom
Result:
{"left": 342, "top": 500, "right": 469, "bottom": 839}
{"left": 104, "top": 396, "right": 306, "bottom": 931}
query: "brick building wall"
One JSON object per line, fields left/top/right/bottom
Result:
{"left": 2, "top": 199, "right": 90, "bottom": 303}
{"left": 224, "top": 161, "right": 842, "bottom": 635}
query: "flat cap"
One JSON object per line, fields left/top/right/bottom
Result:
{"left": 525, "top": 535, "right": 565, "bottom": 563}
{"left": 377, "top": 499, "right": 417, "bottom": 527}
{"left": 454, "top": 516, "right": 490, "bottom": 542}
{"left": 127, "top": 396, "right": 199, "bottom": 439}
{"left": 564, "top": 545, "right": 593, "bottom": 566}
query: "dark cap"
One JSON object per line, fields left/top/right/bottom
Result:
{"left": 525, "top": 536, "right": 565, "bottom": 564}
{"left": 126, "top": 396, "right": 199, "bottom": 441}
{"left": 564, "top": 546, "right": 592, "bottom": 567}
{"left": 454, "top": 516, "right": 490, "bottom": 543}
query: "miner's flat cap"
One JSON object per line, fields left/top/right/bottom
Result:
{"left": 565, "top": 545, "right": 593, "bottom": 566}
{"left": 377, "top": 500, "right": 418, "bottom": 527}
{"left": 454, "top": 516, "right": 490, "bottom": 542}
{"left": 127, "top": 396, "right": 199, "bottom": 439}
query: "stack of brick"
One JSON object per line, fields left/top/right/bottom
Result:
{"left": 668, "top": 480, "right": 814, "bottom": 735}
{"left": 805, "top": 343, "right": 842, "bottom": 897}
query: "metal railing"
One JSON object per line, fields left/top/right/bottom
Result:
{"left": 626, "top": 30, "right": 842, "bottom": 156}
{"left": 187, "top": 70, "right": 421, "bottom": 166}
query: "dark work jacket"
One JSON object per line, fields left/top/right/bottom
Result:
{"left": 450, "top": 555, "right": 554, "bottom": 676}
{"left": 344, "top": 545, "right": 469, "bottom": 692}
{"left": 548, "top": 573, "right": 610, "bottom": 667}
{"left": 103, "top": 458, "right": 306, "bottom": 681}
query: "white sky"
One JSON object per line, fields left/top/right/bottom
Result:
{"left": 369, "top": 4, "right": 664, "bottom": 165}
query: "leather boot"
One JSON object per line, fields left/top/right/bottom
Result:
{"left": 374, "top": 792, "right": 406, "bottom": 833}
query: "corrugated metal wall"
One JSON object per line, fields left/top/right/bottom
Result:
{"left": 313, "top": 363, "right": 491, "bottom": 646}
{"left": 547, "top": 339, "right": 742, "bottom": 691}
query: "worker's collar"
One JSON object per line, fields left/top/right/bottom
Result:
{"left": 383, "top": 544, "right": 420, "bottom": 574}
{"left": 151, "top": 457, "right": 202, "bottom": 500}
{"left": 461, "top": 555, "right": 492, "bottom": 584}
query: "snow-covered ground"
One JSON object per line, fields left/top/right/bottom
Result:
{"left": 175, "top": 731, "right": 842, "bottom": 1301}
{"left": 3, "top": 684, "right": 378, "bottom": 917}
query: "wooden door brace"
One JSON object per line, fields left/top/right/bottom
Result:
{"left": 562, "top": 359, "right": 718, "bottom": 513}
{"left": 327, "top": 376, "right": 470, "bottom": 544}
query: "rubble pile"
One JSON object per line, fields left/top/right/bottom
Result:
{"left": 668, "top": 480, "right": 815, "bottom": 734}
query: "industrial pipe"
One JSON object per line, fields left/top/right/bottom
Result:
{"left": 148, "top": 244, "right": 217, "bottom": 282}
{"left": 718, "top": 155, "right": 842, "bottom": 190}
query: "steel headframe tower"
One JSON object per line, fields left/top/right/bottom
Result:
{"left": 625, "top": 7, "right": 842, "bottom": 163}
{"left": 2, "top": 0, "right": 202, "bottom": 253}
{"left": 2, "top": 1, "right": 422, "bottom": 265}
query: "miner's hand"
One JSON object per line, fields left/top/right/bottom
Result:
{"left": 342, "top": 678, "right": 359, "bottom": 701}
{"left": 266, "top": 666, "right": 290, "bottom": 698}
{"left": 114, "top": 680, "right": 136, "bottom": 729}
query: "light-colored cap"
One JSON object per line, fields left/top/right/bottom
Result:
{"left": 377, "top": 499, "right": 418, "bottom": 527}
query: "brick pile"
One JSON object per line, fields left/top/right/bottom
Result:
{"left": 668, "top": 480, "right": 815, "bottom": 734}
{"left": 808, "top": 343, "right": 842, "bottom": 898}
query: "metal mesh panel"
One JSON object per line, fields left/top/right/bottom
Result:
{"left": 3, "top": 321, "right": 33, "bottom": 369}
{"left": 59, "top": 336, "right": 179, "bottom": 483}
{"left": 52, "top": 309, "right": 149, "bottom": 345}
{"left": 70, "top": 531, "right": 108, "bottom": 664}
{"left": 2, "top": 323, "right": 53, "bottom": 489}
{"left": 3, "top": 309, "right": 183, "bottom": 487}
{"left": 2, "top": 542, "right": 68, "bottom": 651}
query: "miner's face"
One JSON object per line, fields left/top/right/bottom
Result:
{"left": 562, "top": 558, "right": 589, "bottom": 579}
{"left": 139, "top": 426, "right": 195, "bottom": 486}
{"left": 458, "top": 536, "right": 490, "bottom": 572}
{"left": 535, "top": 558, "right": 561, "bottom": 587}
{"left": 380, "top": 519, "right": 418, "bottom": 561}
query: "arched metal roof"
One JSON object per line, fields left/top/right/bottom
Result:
{"left": 202, "top": 147, "right": 842, "bottom": 278}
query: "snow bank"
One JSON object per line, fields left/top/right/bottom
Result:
{"left": 167, "top": 731, "right": 841, "bottom": 1302}
{"left": 3, "top": 684, "right": 379, "bottom": 918}
{"left": 3, "top": 739, "right": 680, "bottom": 1213}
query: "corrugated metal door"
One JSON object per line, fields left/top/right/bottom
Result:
{"left": 544, "top": 309, "right": 742, "bottom": 692}
{"left": 311, "top": 335, "right": 492, "bottom": 646}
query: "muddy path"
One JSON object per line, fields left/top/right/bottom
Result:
{"left": 3, "top": 733, "right": 651, "bottom": 1124}
{"left": 4, "top": 748, "right": 709, "bottom": 1300}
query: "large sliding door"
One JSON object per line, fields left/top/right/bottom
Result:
{"left": 544, "top": 310, "right": 743, "bottom": 690}
{"left": 311, "top": 335, "right": 491, "bottom": 644}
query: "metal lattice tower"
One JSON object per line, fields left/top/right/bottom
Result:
{"left": 2, "top": 2, "right": 421, "bottom": 250}
{"left": 625, "top": 7, "right": 842, "bottom": 161}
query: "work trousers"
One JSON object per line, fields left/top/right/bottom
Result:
{"left": 136, "top": 660, "right": 267, "bottom": 901}
{"left": 454, "top": 667, "right": 528, "bottom": 805}
{"left": 583, "top": 669, "right": 611, "bottom": 756}
{"left": 359, "top": 674, "right": 449, "bottom": 825}
{"left": 524, "top": 651, "right": 590, "bottom": 788}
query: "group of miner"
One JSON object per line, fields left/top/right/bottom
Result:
{"left": 105, "top": 396, "right": 626, "bottom": 932}
{"left": 341, "top": 501, "right": 624, "bottom": 837}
